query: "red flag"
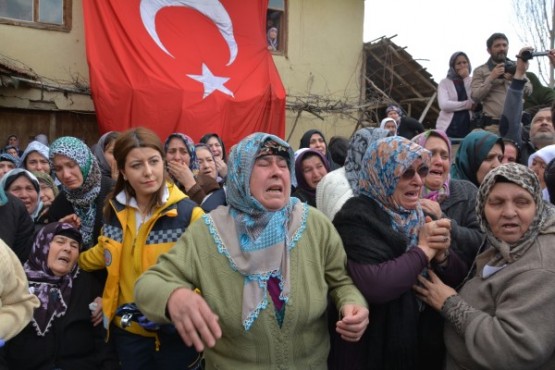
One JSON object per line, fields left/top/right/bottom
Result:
{"left": 83, "top": 0, "right": 286, "bottom": 150}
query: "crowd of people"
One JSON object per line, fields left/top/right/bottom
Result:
{"left": 1, "top": 32, "right": 555, "bottom": 370}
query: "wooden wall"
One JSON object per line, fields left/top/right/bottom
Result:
{"left": 0, "top": 108, "right": 100, "bottom": 149}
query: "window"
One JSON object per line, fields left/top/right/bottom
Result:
{"left": 0, "top": 0, "right": 72, "bottom": 31}
{"left": 266, "top": 0, "right": 286, "bottom": 54}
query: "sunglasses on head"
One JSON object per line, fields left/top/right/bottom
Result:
{"left": 401, "top": 165, "right": 429, "bottom": 180}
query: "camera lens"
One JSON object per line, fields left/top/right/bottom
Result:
{"left": 521, "top": 50, "right": 533, "bottom": 62}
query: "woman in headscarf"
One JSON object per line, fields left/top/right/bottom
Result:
{"left": 135, "top": 132, "right": 369, "bottom": 369}
{"left": 436, "top": 51, "right": 475, "bottom": 138}
{"left": 415, "top": 163, "right": 555, "bottom": 370}
{"left": 292, "top": 148, "right": 330, "bottom": 207}
{"left": 330, "top": 136, "right": 468, "bottom": 370}
{"left": 1, "top": 222, "right": 108, "bottom": 370}
{"left": 164, "top": 133, "right": 218, "bottom": 206}
{"left": 299, "top": 129, "right": 340, "bottom": 170}
{"left": 194, "top": 143, "right": 227, "bottom": 212}
{"left": 528, "top": 144, "right": 555, "bottom": 201}
{"left": 451, "top": 130, "right": 504, "bottom": 187}
{"left": 379, "top": 117, "right": 398, "bottom": 136}
{"left": 412, "top": 130, "right": 484, "bottom": 266}
{"left": 92, "top": 131, "right": 120, "bottom": 180}
{"left": 0, "top": 168, "right": 42, "bottom": 220}
{"left": 33, "top": 171, "right": 59, "bottom": 210}
{"left": 19, "top": 140, "right": 51, "bottom": 175}
{"left": 267, "top": 26, "right": 278, "bottom": 51}
{"left": 316, "top": 127, "right": 391, "bottom": 220}
{"left": 79, "top": 127, "right": 204, "bottom": 370}
{"left": 48, "top": 136, "right": 114, "bottom": 250}
{"left": 199, "top": 132, "right": 228, "bottom": 180}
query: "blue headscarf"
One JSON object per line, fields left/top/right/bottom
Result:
{"left": 344, "top": 127, "right": 390, "bottom": 193}
{"left": 209, "top": 132, "right": 307, "bottom": 330}
{"left": 359, "top": 136, "right": 430, "bottom": 249}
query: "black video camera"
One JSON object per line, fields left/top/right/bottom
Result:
{"left": 503, "top": 60, "right": 517, "bottom": 75}
{"left": 520, "top": 50, "right": 550, "bottom": 62}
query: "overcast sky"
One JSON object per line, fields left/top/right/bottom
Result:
{"left": 363, "top": 0, "right": 543, "bottom": 83}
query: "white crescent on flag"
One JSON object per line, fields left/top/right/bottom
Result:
{"left": 140, "top": 0, "right": 238, "bottom": 66}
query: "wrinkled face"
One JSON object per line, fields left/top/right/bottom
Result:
{"left": 0, "top": 161, "right": 15, "bottom": 177}
{"left": 206, "top": 137, "right": 223, "bottom": 159}
{"left": 530, "top": 109, "right": 555, "bottom": 148}
{"left": 476, "top": 144, "right": 503, "bottom": 185}
{"left": 249, "top": 155, "right": 291, "bottom": 211}
{"left": 7, "top": 176, "right": 39, "bottom": 215}
{"left": 196, "top": 147, "right": 217, "bottom": 180}
{"left": 530, "top": 157, "right": 547, "bottom": 189}
{"left": 39, "top": 182, "right": 56, "bottom": 206}
{"left": 502, "top": 143, "right": 518, "bottom": 164}
{"left": 53, "top": 155, "right": 84, "bottom": 190}
{"left": 166, "top": 138, "right": 191, "bottom": 167}
{"left": 47, "top": 235, "right": 80, "bottom": 277}
{"left": 454, "top": 55, "right": 469, "bottom": 77}
{"left": 488, "top": 38, "right": 508, "bottom": 63}
{"left": 387, "top": 110, "right": 400, "bottom": 122}
{"left": 309, "top": 134, "right": 326, "bottom": 156}
{"left": 26, "top": 151, "right": 50, "bottom": 174}
{"left": 121, "top": 147, "right": 164, "bottom": 202}
{"left": 424, "top": 136, "right": 450, "bottom": 191}
{"left": 392, "top": 158, "right": 427, "bottom": 209}
{"left": 301, "top": 154, "right": 328, "bottom": 190}
{"left": 484, "top": 182, "right": 536, "bottom": 244}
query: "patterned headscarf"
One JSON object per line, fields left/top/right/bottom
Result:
{"left": 477, "top": 163, "right": 555, "bottom": 268}
{"left": 446, "top": 51, "right": 472, "bottom": 80}
{"left": 344, "top": 127, "right": 390, "bottom": 194}
{"left": 208, "top": 132, "right": 306, "bottom": 330}
{"left": 450, "top": 130, "right": 504, "bottom": 187}
{"left": 359, "top": 136, "right": 430, "bottom": 249}
{"left": 49, "top": 137, "right": 102, "bottom": 248}
{"left": 24, "top": 222, "right": 83, "bottom": 336}
{"left": 294, "top": 148, "right": 330, "bottom": 195}
{"left": 164, "top": 133, "right": 199, "bottom": 171}
{"left": 412, "top": 130, "right": 451, "bottom": 202}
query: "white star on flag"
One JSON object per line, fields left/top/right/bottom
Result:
{"left": 187, "top": 63, "right": 235, "bottom": 99}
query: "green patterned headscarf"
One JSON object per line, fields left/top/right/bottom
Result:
{"left": 49, "top": 137, "right": 102, "bottom": 248}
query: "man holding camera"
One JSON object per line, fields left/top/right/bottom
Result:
{"left": 471, "top": 32, "right": 532, "bottom": 134}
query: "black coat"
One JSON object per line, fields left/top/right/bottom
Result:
{"left": 0, "top": 271, "right": 109, "bottom": 370}
{"left": 0, "top": 193, "right": 34, "bottom": 263}
{"left": 47, "top": 176, "right": 114, "bottom": 249}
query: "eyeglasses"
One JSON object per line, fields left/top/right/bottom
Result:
{"left": 401, "top": 166, "right": 429, "bottom": 180}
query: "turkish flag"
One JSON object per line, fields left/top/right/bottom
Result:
{"left": 83, "top": 0, "right": 286, "bottom": 150}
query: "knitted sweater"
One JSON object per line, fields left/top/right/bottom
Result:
{"left": 0, "top": 240, "right": 39, "bottom": 341}
{"left": 443, "top": 233, "right": 555, "bottom": 370}
{"left": 135, "top": 206, "right": 367, "bottom": 370}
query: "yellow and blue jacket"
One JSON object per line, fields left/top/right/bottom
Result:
{"left": 78, "top": 182, "right": 204, "bottom": 337}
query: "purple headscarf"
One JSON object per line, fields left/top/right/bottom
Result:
{"left": 24, "top": 222, "right": 82, "bottom": 336}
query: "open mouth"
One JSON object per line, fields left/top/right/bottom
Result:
{"left": 58, "top": 256, "right": 70, "bottom": 263}
{"left": 267, "top": 185, "right": 283, "bottom": 193}
{"left": 429, "top": 169, "right": 443, "bottom": 176}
